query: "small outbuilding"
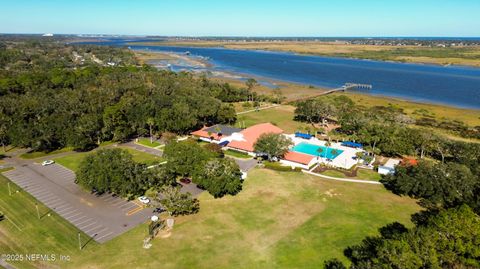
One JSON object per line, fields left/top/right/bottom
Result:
{"left": 378, "top": 159, "right": 401, "bottom": 175}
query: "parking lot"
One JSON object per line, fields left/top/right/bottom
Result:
{"left": 2, "top": 163, "right": 152, "bottom": 243}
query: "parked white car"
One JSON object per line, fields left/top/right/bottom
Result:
{"left": 42, "top": 160, "right": 55, "bottom": 166}
{"left": 138, "top": 196, "right": 150, "bottom": 204}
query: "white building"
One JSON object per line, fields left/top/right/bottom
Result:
{"left": 378, "top": 159, "right": 401, "bottom": 175}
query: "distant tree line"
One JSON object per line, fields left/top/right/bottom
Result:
{"left": 294, "top": 95, "right": 480, "bottom": 160}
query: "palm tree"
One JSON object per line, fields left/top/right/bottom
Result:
{"left": 146, "top": 117, "right": 155, "bottom": 144}
{"left": 316, "top": 147, "right": 324, "bottom": 163}
{"left": 331, "top": 149, "right": 339, "bottom": 157}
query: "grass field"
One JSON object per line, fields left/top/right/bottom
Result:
{"left": 19, "top": 147, "right": 74, "bottom": 160}
{"left": 224, "top": 149, "right": 252, "bottom": 159}
{"left": 54, "top": 147, "right": 163, "bottom": 172}
{"left": 0, "top": 168, "right": 419, "bottom": 268}
{"left": 136, "top": 138, "right": 162, "bottom": 148}
{"left": 132, "top": 40, "right": 480, "bottom": 67}
{"left": 237, "top": 105, "right": 310, "bottom": 133}
{"left": 356, "top": 168, "right": 383, "bottom": 181}
{"left": 319, "top": 168, "right": 382, "bottom": 181}
{"left": 336, "top": 92, "right": 480, "bottom": 127}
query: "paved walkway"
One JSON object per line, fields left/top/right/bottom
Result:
{"left": 236, "top": 104, "right": 280, "bottom": 115}
{"left": 232, "top": 158, "right": 257, "bottom": 172}
{"left": 121, "top": 141, "right": 163, "bottom": 157}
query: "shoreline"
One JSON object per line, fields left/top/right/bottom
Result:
{"left": 127, "top": 41, "right": 480, "bottom": 68}
{"left": 132, "top": 49, "right": 480, "bottom": 113}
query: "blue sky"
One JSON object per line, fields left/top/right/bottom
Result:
{"left": 1, "top": 0, "right": 479, "bottom": 36}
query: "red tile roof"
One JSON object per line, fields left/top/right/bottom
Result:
{"left": 191, "top": 127, "right": 222, "bottom": 141}
{"left": 283, "top": 151, "right": 315, "bottom": 165}
{"left": 228, "top": 123, "right": 284, "bottom": 152}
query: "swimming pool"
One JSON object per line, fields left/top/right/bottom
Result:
{"left": 291, "top": 142, "right": 344, "bottom": 159}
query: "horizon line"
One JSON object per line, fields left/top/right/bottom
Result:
{"left": 1, "top": 33, "right": 480, "bottom": 39}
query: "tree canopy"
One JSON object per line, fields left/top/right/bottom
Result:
{"left": 343, "top": 205, "right": 480, "bottom": 269}
{"left": 253, "top": 133, "right": 293, "bottom": 160}
{"left": 193, "top": 158, "right": 243, "bottom": 198}
{"left": 155, "top": 185, "right": 199, "bottom": 216}
{"left": 76, "top": 148, "right": 167, "bottom": 198}
{"left": 382, "top": 161, "right": 479, "bottom": 210}
{"left": 0, "top": 39, "right": 270, "bottom": 152}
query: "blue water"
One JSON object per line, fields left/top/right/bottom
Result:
{"left": 80, "top": 40, "right": 480, "bottom": 109}
{"left": 292, "top": 142, "right": 344, "bottom": 159}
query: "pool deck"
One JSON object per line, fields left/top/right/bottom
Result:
{"left": 286, "top": 135, "right": 363, "bottom": 169}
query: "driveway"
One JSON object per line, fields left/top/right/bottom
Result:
{"left": 2, "top": 163, "right": 152, "bottom": 243}
{"left": 234, "top": 158, "right": 258, "bottom": 172}
{"left": 121, "top": 141, "right": 163, "bottom": 157}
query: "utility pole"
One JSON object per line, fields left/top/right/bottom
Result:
{"left": 35, "top": 203, "right": 40, "bottom": 219}
{"left": 8, "top": 182, "right": 11, "bottom": 196}
{"left": 78, "top": 232, "right": 82, "bottom": 250}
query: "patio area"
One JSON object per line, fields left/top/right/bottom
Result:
{"left": 284, "top": 134, "right": 364, "bottom": 170}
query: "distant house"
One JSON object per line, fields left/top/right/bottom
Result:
{"left": 378, "top": 159, "right": 401, "bottom": 175}
{"left": 227, "top": 123, "right": 284, "bottom": 155}
{"left": 191, "top": 124, "right": 243, "bottom": 144}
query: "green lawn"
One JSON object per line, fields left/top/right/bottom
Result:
{"left": 0, "top": 168, "right": 419, "bottom": 268}
{"left": 54, "top": 147, "right": 163, "bottom": 172}
{"left": 19, "top": 147, "right": 74, "bottom": 160}
{"left": 0, "top": 171, "right": 95, "bottom": 269}
{"left": 320, "top": 168, "right": 382, "bottom": 181}
{"left": 224, "top": 149, "right": 252, "bottom": 159}
{"left": 136, "top": 138, "right": 162, "bottom": 148}
{"left": 356, "top": 168, "right": 383, "bottom": 181}
{"left": 237, "top": 105, "right": 310, "bottom": 133}
{"left": 53, "top": 152, "right": 89, "bottom": 172}
{"left": 320, "top": 170, "right": 347, "bottom": 178}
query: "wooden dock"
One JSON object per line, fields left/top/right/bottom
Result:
{"left": 293, "top": 83, "right": 372, "bottom": 102}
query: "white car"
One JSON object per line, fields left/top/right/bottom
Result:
{"left": 42, "top": 160, "right": 55, "bottom": 166}
{"left": 138, "top": 196, "right": 150, "bottom": 204}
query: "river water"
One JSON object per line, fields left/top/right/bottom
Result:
{"left": 85, "top": 40, "right": 480, "bottom": 109}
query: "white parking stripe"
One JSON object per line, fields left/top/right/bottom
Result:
{"left": 55, "top": 204, "right": 72, "bottom": 211}
{"left": 112, "top": 200, "right": 129, "bottom": 208}
{"left": 42, "top": 197, "right": 61, "bottom": 204}
{"left": 31, "top": 189, "right": 50, "bottom": 196}
{"left": 85, "top": 225, "right": 103, "bottom": 234}
{"left": 37, "top": 193, "right": 55, "bottom": 200}
{"left": 95, "top": 231, "right": 114, "bottom": 241}
{"left": 42, "top": 195, "right": 60, "bottom": 203}
{"left": 56, "top": 208, "right": 74, "bottom": 215}
{"left": 121, "top": 204, "right": 137, "bottom": 211}
{"left": 66, "top": 213, "right": 83, "bottom": 221}
{"left": 62, "top": 210, "right": 80, "bottom": 218}
{"left": 76, "top": 218, "right": 93, "bottom": 226}
{"left": 13, "top": 178, "right": 31, "bottom": 184}
{"left": 70, "top": 215, "right": 87, "bottom": 223}
{"left": 49, "top": 202, "right": 66, "bottom": 209}
{"left": 103, "top": 196, "right": 116, "bottom": 202}
{"left": 91, "top": 227, "right": 109, "bottom": 236}
{"left": 79, "top": 221, "right": 97, "bottom": 230}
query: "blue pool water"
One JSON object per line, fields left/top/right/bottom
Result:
{"left": 292, "top": 142, "right": 344, "bottom": 159}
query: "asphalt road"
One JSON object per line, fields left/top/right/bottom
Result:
{"left": 2, "top": 163, "right": 152, "bottom": 243}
